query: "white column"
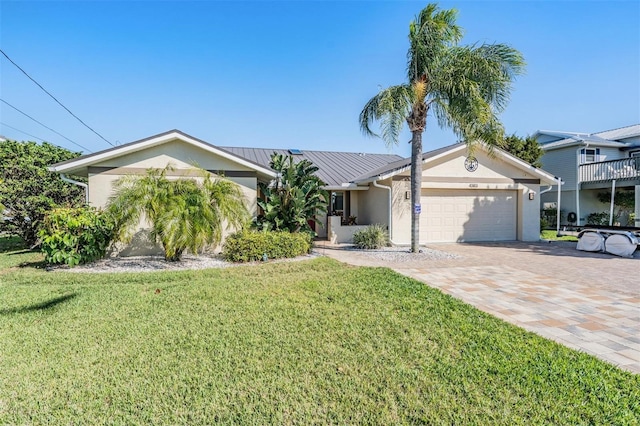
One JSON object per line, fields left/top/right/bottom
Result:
{"left": 635, "top": 185, "right": 640, "bottom": 228}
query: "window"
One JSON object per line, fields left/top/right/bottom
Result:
{"left": 580, "top": 148, "right": 599, "bottom": 163}
{"left": 631, "top": 151, "right": 640, "bottom": 158}
{"left": 585, "top": 149, "right": 596, "bottom": 163}
{"left": 330, "top": 192, "right": 344, "bottom": 216}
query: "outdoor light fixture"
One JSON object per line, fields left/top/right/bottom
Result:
{"left": 529, "top": 192, "right": 535, "bottom": 200}
{"left": 405, "top": 191, "right": 411, "bottom": 200}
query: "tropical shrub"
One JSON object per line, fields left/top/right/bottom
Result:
{"left": 596, "top": 190, "right": 634, "bottom": 225}
{"left": 586, "top": 212, "right": 610, "bottom": 226}
{"left": 255, "top": 153, "right": 328, "bottom": 234}
{"left": 107, "top": 166, "right": 249, "bottom": 261}
{"left": 39, "top": 206, "right": 114, "bottom": 267}
{"left": 222, "top": 230, "right": 312, "bottom": 262}
{"left": 0, "top": 140, "right": 85, "bottom": 245}
{"left": 352, "top": 224, "right": 389, "bottom": 249}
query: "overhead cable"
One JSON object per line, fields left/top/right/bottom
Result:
{"left": 0, "top": 98, "right": 92, "bottom": 152}
{"left": 0, "top": 121, "right": 47, "bottom": 142}
{"left": 0, "top": 48, "right": 113, "bottom": 147}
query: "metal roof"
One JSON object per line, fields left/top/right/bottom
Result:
{"left": 535, "top": 125, "right": 640, "bottom": 151}
{"left": 593, "top": 124, "right": 640, "bottom": 141}
{"left": 220, "top": 146, "right": 403, "bottom": 187}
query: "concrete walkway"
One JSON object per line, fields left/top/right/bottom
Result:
{"left": 315, "top": 241, "right": 640, "bottom": 374}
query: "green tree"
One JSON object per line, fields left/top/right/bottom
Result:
{"left": 0, "top": 140, "right": 85, "bottom": 245}
{"left": 360, "top": 3, "right": 525, "bottom": 252}
{"left": 502, "top": 134, "right": 544, "bottom": 167}
{"left": 255, "top": 153, "right": 329, "bottom": 233}
{"left": 106, "top": 166, "right": 249, "bottom": 261}
{"left": 596, "top": 190, "right": 635, "bottom": 225}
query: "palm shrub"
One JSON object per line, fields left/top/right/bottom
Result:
{"left": 39, "top": 206, "right": 114, "bottom": 267}
{"left": 107, "top": 166, "right": 249, "bottom": 261}
{"left": 352, "top": 224, "right": 390, "bottom": 249}
{"left": 360, "top": 3, "right": 525, "bottom": 252}
{"left": 255, "top": 153, "right": 328, "bottom": 234}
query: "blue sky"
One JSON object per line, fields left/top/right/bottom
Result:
{"left": 1, "top": 1, "right": 638, "bottom": 157}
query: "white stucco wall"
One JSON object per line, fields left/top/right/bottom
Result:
{"left": 86, "top": 139, "right": 259, "bottom": 256}
{"left": 390, "top": 148, "right": 545, "bottom": 243}
{"left": 356, "top": 183, "right": 389, "bottom": 228}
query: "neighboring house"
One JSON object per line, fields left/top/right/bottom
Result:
{"left": 49, "top": 129, "right": 557, "bottom": 253}
{"left": 535, "top": 124, "right": 640, "bottom": 227}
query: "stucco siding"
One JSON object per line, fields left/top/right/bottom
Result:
{"left": 93, "top": 139, "right": 253, "bottom": 172}
{"left": 391, "top": 178, "right": 412, "bottom": 244}
{"left": 390, "top": 149, "right": 544, "bottom": 243}
{"left": 518, "top": 183, "right": 542, "bottom": 241}
{"left": 357, "top": 183, "right": 389, "bottom": 229}
{"left": 87, "top": 150, "right": 258, "bottom": 256}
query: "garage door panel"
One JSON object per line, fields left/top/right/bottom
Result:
{"left": 420, "top": 189, "right": 516, "bottom": 243}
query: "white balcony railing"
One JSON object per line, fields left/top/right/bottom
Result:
{"left": 579, "top": 157, "right": 640, "bottom": 183}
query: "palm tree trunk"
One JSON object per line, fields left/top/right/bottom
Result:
{"left": 410, "top": 130, "right": 423, "bottom": 253}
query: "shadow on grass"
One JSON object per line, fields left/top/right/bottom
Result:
{"left": 0, "top": 293, "right": 78, "bottom": 315}
{"left": 0, "top": 236, "right": 28, "bottom": 253}
{"left": 17, "top": 259, "right": 48, "bottom": 269}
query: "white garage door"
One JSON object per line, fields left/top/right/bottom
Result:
{"left": 420, "top": 189, "right": 517, "bottom": 242}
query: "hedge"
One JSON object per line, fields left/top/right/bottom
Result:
{"left": 222, "top": 230, "right": 312, "bottom": 262}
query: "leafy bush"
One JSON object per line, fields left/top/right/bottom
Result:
{"left": 0, "top": 140, "right": 85, "bottom": 245}
{"left": 39, "top": 207, "right": 114, "bottom": 267}
{"left": 586, "top": 212, "right": 610, "bottom": 226}
{"left": 222, "top": 230, "right": 312, "bottom": 262}
{"left": 352, "top": 224, "right": 389, "bottom": 249}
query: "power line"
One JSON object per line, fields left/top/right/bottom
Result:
{"left": 0, "top": 48, "right": 114, "bottom": 147}
{"left": 0, "top": 122, "right": 47, "bottom": 142}
{"left": 0, "top": 98, "right": 92, "bottom": 152}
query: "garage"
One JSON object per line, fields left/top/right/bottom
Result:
{"left": 420, "top": 189, "right": 517, "bottom": 242}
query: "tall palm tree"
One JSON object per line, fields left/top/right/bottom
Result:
{"left": 107, "top": 165, "right": 248, "bottom": 261}
{"left": 360, "top": 3, "right": 525, "bottom": 252}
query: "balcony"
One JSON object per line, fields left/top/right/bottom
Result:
{"left": 579, "top": 157, "right": 640, "bottom": 183}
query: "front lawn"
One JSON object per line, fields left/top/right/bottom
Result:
{"left": 0, "top": 238, "right": 637, "bottom": 424}
{"left": 541, "top": 229, "right": 579, "bottom": 242}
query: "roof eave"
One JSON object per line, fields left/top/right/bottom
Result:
{"left": 48, "top": 130, "right": 277, "bottom": 178}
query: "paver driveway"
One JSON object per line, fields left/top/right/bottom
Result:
{"left": 317, "top": 241, "right": 640, "bottom": 374}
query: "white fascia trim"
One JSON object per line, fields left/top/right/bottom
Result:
{"left": 541, "top": 139, "right": 627, "bottom": 151}
{"left": 323, "top": 184, "right": 369, "bottom": 191}
{"left": 49, "top": 131, "right": 277, "bottom": 177}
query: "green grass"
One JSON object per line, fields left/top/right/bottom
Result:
{"left": 541, "top": 230, "right": 579, "bottom": 242}
{"left": 1, "top": 238, "right": 638, "bottom": 424}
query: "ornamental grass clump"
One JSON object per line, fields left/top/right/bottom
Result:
{"left": 352, "top": 224, "right": 389, "bottom": 249}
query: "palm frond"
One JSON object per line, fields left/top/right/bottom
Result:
{"left": 359, "top": 84, "right": 412, "bottom": 147}
{"left": 407, "top": 3, "right": 463, "bottom": 82}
